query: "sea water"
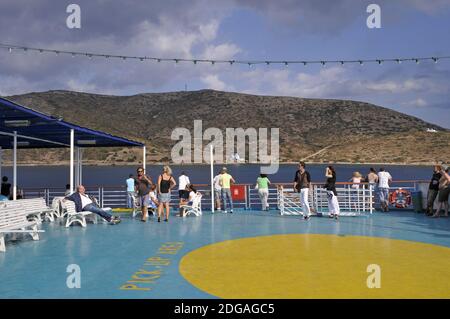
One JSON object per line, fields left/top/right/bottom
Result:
{"left": 0, "top": 164, "right": 434, "bottom": 189}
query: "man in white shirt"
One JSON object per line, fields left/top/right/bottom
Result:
{"left": 213, "top": 172, "right": 222, "bottom": 211}
{"left": 64, "top": 185, "right": 121, "bottom": 224}
{"left": 377, "top": 168, "right": 392, "bottom": 212}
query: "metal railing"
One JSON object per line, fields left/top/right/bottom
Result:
{"left": 19, "top": 181, "right": 426, "bottom": 214}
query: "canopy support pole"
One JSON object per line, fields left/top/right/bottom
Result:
{"left": 13, "top": 131, "right": 17, "bottom": 200}
{"left": 143, "top": 146, "right": 146, "bottom": 173}
{"left": 70, "top": 129, "right": 74, "bottom": 193}
{"left": 75, "top": 147, "right": 79, "bottom": 188}
{"left": 210, "top": 145, "right": 214, "bottom": 213}
{"left": 79, "top": 148, "right": 83, "bottom": 186}
{"left": 0, "top": 146, "right": 2, "bottom": 184}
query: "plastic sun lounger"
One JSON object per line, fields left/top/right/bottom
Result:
{"left": 0, "top": 205, "right": 44, "bottom": 252}
{"left": 51, "top": 196, "right": 67, "bottom": 218}
{"left": 180, "top": 194, "right": 203, "bottom": 217}
{"left": 63, "top": 201, "right": 102, "bottom": 228}
{"left": 5, "top": 198, "right": 58, "bottom": 224}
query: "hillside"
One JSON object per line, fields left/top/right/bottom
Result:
{"left": 2, "top": 89, "right": 449, "bottom": 165}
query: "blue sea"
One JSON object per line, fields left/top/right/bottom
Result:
{"left": 0, "top": 164, "right": 434, "bottom": 189}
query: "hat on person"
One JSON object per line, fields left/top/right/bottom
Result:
{"left": 221, "top": 167, "right": 227, "bottom": 173}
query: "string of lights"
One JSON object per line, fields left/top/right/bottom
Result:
{"left": 1, "top": 42, "right": 449, "bottom": 67}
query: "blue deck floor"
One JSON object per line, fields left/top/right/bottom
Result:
{"left": 0, "top": 210, "right": 449, "bottom": 299}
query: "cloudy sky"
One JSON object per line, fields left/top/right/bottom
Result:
{"left": 0, "top": 0, "right": 449, "bottom": 128}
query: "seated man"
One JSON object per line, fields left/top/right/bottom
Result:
{"left": 64, "top": 185, "right": 121, "bottom": 225}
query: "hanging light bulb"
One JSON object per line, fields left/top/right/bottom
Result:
{"left": 284, "top": 61, "right": 288, "bottom": 67}
{"left": 8, "top": 47, "right": 12, "bottom": 53}
{"left": 321, "top": 61, "right": 326, "bottom": 67}
{"left": 303, "top": 61, "right": 307, "bottom": 66}
{"left": 396, "top": 59, "right": 402, "bottom": 64}
{"left": 265, "top": 61, "right": 270, "bottom": 66}
{"left": 415, "top": 59, "right": 420, "bottom": 64}
{"left": 359, "top": 60, "right": 363, "bottom": 66}
{"left": 340, "top": 61, "right": 344, "bottom": 65}
{"left": 377, "top": 60, "right": 383, "bottom": 65}
{"left": 432, "top": 57, "right": 438, "bottom": 63}
{"left": 157, "top": 58, "right": 161, "bottom": 63}
{"left": 193, "top": 60, "right": 197, "bottom": 65}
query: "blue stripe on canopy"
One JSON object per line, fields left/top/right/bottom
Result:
{"left": 0, "top": 97, "right": 144, "bottom": 149}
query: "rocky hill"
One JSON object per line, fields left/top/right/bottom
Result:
{"left": 3, "top": 89, "right": 449, "bottom": 165}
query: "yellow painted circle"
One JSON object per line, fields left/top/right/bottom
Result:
{"left": 179, "top": 234, "right": 450, "bottom": 298}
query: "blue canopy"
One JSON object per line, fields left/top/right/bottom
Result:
{"left": 0, "top": 96, "right": 144, "bottom": 149}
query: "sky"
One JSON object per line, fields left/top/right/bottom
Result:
{"left": 0, "top": 0, "right": 449, "bottom": 128}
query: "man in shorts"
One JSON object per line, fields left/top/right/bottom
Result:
{"left": 134, "top": 167, "right": 153, "bottom": 221}
{"left": 213, "top": 171, "right": 222, "bottom": 211}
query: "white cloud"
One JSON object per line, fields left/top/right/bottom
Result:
{"left": 201, "top": 74, "right": 227, "bottom": 90}
{"left": 201, "top": 43, "right": 241, "bottom": 60}
{"left": 402, "top": 98, "right": 428, "bottom": 107}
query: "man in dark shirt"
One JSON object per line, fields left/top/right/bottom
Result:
{"left": 426, "top": 165, "right": 442, "bottom": 216}
{"left": 135, "top": 167, "right": 153, "bottom": 221}
{"left": 293, "top": 161, "right": 312, "bottom": 220}
{"left": 1, "top": 176, "right": 11, "bottom": 198}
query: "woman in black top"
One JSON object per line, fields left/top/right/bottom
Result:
{"left": 157, "top": 166, "right": 176, "bottom": 222}
{"left": 324, "top": 166, "right": 340, "bottom": 219}
{"left": 324, "top": 166, "right": 337, "bottom": 196}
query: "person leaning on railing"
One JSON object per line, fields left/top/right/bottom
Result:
{"left": 432, "top": 167, "right": 450, "bottom": 218}
{"left": 255, "top": 174, "right": 271, "bottom": 211}
{"left": 426, "top": 165, "right": 442, "bottom": 216}
{"left": 377, "top": 168, "right": 392, "bottom": 212}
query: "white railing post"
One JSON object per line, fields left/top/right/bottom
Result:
{"left": 13, "top": 131, "right": 17, "bottom": 200}
{"left": 100, "top": 187, "right": 104, "bottom": 208}
{"left": 210, "top": 145, "right": 214, "bottom": 213}
{"left": 70, "top": 129, "right": 74, "bottom": 194}
{"left": 0, "top": 146, "right": 2, "bottom": 182}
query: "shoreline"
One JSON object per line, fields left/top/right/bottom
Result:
{"left": 0, "top": 161, "right": 446, "bottom": 167}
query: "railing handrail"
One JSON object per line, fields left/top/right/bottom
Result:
{"left": 20, "top": 180, "right": 428, "bottom": 192}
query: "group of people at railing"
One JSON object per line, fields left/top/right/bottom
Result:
{"left": 286, "top": 163, "right": 450, "bottom": 219}
{"left": 6, "top": 162, "right": 450, "bottom": 224}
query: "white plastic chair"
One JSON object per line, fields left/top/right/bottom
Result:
{"left": 180, "top": 193, "right": 202, "bottom": 217}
